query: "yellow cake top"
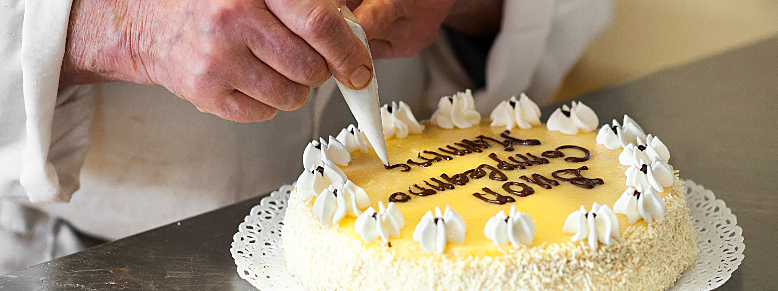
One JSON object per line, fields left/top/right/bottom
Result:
{"left": 301, "top": 120, "right": 668, "bottom": 258}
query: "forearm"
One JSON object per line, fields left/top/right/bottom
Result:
{"left": 443, "top": 0, "right": 504, "bottom": 37}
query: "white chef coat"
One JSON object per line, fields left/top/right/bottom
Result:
{"left": 0, "top": 0, "right": 612, "bottom": 274}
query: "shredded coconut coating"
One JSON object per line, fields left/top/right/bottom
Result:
{"left": 281, "top": 177, "right": 698, "bottom": 291}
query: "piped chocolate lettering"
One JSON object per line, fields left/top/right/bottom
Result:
{"left": 416, "top": 152, "right": 442, "bottom": 163}
{"left": 488, "top": 153, "right": 522, "bottom": 170}
{"left": 438, "top": 145, "right": 471, "bottom": 156}
{"left": 409, "top": 184, "right": 437, "bottom": 196}
{"left": 502, "top": 182, "right": 535, "bottom": 197}
{"left": 473, "top": 187, "right": 516, "bottom": 204}
{"left": 422, "top": 150, "right": 453, "bottom": 161}
{"left": 552, "top": 166, "right": 604, "bottom": 189}
{"left": 389, "top": 192, "right": 411, "bottom": 202}
{"left": 520, "top": 174, "right": 560, "bottom": 189}
{"left": 407, "top": 158, "right": 433, "bottom": 167}
{"left": 425, "top": 178, "right": 456, "bottom": 191}
{"left": 476, "top": 135, "right": 515, "bottom": 151}
{"left": 477, "top": 164, "right": 508, "bottom": 181}
{"left": 454, "top": 139, "right": 490, "bottom": 153}
{"left": 555, "top": 145, "right": 591, "bottom": 163}
{"left": 385, "top": 163, "right": 411, "bottom": 172}
{"left": 500, "top": 131, "right": 541, "bottom": 146}
{"left": 440, "top": 173, "right": 469, "bottom": 185}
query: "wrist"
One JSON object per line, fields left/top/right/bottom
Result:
{"left": 59, "top": 0, "right": 150, "bottom": 88}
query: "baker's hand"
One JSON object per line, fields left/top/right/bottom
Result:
{"left": 344, "top": 0, "right": 453, "bottom": 58}
{"left": 61, "top": 0, "right": 373, "bottom": 122}
{"left": 344, "top": 0, "right": 503, "bottom": 58}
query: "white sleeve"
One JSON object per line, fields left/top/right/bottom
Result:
{"left": 1, "top": 0, "right": 94, "bottom": 203}
{"left": 523, "top": 0, "right": 613, "bottom": 101}
{"left": 479, "top": 0, "right": 613, "bottom": 110}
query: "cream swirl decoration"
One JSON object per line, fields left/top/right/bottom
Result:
{"left": 302, "top": 136, "right": 351, "bottom": 171}
{"left": 312, "top": 180, "right": 371, "bottom": 228}
{"left": 619, "top": 134, "right": 670, "bottom": 167}
{"left": 430, "top": 90, "right": 481, "bottom": 129}
{"left": 335, "top": 124, "right": 372, "bottom": 153}
{"left": 546, "top": 101, "right": 599, "bottom": 135}
{"left": 625, "top": 159, "right": 674, "bottom": 192}
{"left": 595, "top": 123, "right": 621, "bottom": 150}
{"left": 614, "top": 185, "right": 665, "bottom": 223}
{"left": 412, "top": 205, "right": 467, "bottom": 254}
{"left": 483, "top": 205, "right": 536, "bottom": 247}
{"left": 619, "top": 140, "right": 651, "bottom": 167}
{"left": 295, "top": 160, "right": 347, "bottom": 201}
{"left": 354, "top": 201, "right": 405, "bottom": 244}
{"left": 489, "top": 93, "right": 542, "bottom": 130}
{"left": 563, "top": 203, "right": 620, "bottom": 251}
{"left": 596, "top": 115, "right": 648, "bottom": 149}
{"left": 381, "top": 101, "right": 424, "bottom": 139}
{"left": 645, "top": 134, "right": 670, "bottom": 162}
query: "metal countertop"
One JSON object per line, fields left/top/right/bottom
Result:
{"left": 2, "top": 35, "right": 777, "bottom": 290}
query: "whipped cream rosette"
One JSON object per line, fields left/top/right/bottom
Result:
{"left": 303, "top": 136, "right": 351, "bottom": 171}
{"left": 619, "top": 135, "right": 671, "bottom": 167}
{"left": 430, "top": 89, "right": 481, "bottom": 129}
{"left": 489, "top": 93, "right": 542, "bottom": 130}
{"left": 614, "top": 185, "right": 665, "bottom": 223}
{"left": 596, "top": 115, "right": 649, "bottom": 149}
{"left": 412, "top": 205, "right": 466, "bottom": 254}
{"left": 354, "top": 201, "right": 405, "bottom": 244}
{"left": 563, "top": 203, "right": 620, "bottom": 251}
{"left": 381, "top": 101, "right": 424, "bottom": 139}
{"left": 312, "top": 180, "right": 371, "bottom": 228}
{"left": 483, "top": 205, "right": 536, "bottom": 247}
{"left": 547, "top": 101, "right": 599, "bottom": 135}
{"left": 296, "top": 160, "right": 348, "bottom": 201}
{"left": 336, "top": 124, "right": 373, "bottom": 153}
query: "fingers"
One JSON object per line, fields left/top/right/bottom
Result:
{"left": 181, "top": 48, "right": 310, "bottom": 123}
{"left": 341, "top": 0, "right": 363, "bottom": 12}
{"left": 368, "top": 17, "right": 438, "bottom": 58}
{"left": 204, "top": 91, "right": 279, "bottom": 123}
{"left": 366, "top": 39, "right": 396, "bottom": 59}
{"left": 244, "top": 9, "right": 331, "bottom": 87}
{"left": 229, "top": 54, "right": 311, "bottom": 112}
{"left": 354, "top": 0, "right": 453, "bottom": 59}
{"left": 352, "top": 0, "right": 405, "bottom": 39}
{"left": 265, "top": 0, "right": 374, "bottom": 90}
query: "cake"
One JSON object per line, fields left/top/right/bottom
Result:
{"left": 281, "top": 91, "right": 698, "bottom": 291}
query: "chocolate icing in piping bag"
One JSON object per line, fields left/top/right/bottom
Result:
{"left": 334, "top": 7, "right": 389, "bottom": 165}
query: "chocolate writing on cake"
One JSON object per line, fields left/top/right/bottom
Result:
{"left": 385, "top": 131, "right": 604, "bottom": 205}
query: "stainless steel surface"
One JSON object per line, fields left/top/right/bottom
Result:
{"left": 2, "top": 36, "right": 777, "bottom": 290}
{"left": 0, "top": 196, "right": 262, "bottom": 290}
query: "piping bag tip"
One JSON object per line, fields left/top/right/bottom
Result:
{"left": 335, "top": 8, "right": 390, "bottom": 166}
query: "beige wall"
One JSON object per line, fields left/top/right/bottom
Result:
{"left": 552, "top": 0, "right": 778, "bottom": 102}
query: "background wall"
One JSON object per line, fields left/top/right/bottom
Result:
{"left": 552, "top": 0, "right": 778, "bottom": 102}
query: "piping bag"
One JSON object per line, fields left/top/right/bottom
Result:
{"left": 334, "top": 6, "right": 389, "bottom": 165}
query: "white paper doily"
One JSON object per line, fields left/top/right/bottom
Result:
{"left": 231, "top": 180, "right": 744, "bottom": 291}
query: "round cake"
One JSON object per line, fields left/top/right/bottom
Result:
{"left": 282, "top": 91, "right": 698, "bottom": 291}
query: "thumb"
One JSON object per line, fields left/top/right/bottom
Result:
{"left": 266, "top": 0, "right": 374, "bottom": 89}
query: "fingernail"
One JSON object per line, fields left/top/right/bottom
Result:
{"left": 350, "top": 65, "right": 372, "bottom": 88}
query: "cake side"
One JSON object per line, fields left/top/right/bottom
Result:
{"left": 282, "top": 176, "right": 697, "bottom": 291}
